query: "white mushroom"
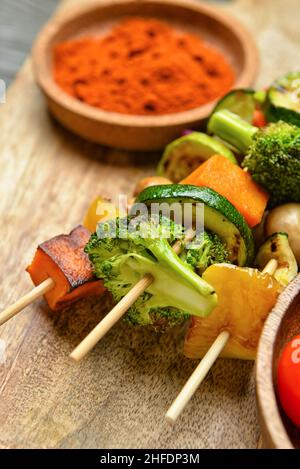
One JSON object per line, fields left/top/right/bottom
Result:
{"left": 265, "top": 203, "right": 300, "bottom": 264}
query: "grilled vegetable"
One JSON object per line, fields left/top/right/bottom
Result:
{"left": 266, "top": 72, "right": 300, "bottom": 126}
{"left": 208, "top": 110, "right": 300, "bottom": 207}
{"left": 135, "top": 184, "right": 255, "bottom": 266}
{"left": 27, "top": 226, "right": 105, "bottom": 310}
{"left": 265, "top": 203, "right": 300, "bottom": 264}
{"left": 182, "top": 231, "right": 230, "bottom": 275}
{"left": 212, "top": 88, "right": 257, "bottom": 123}
{"left": 85, "top": 216, "right": 217, "bottom": 329}
{"left": 208, "top": 109, "right": 256, "bottom": 153}
{"left": 255, "top": 233, "right": 298, "bottom": 286}
{"left": 157, "top": 132, "right": 236, "bottom": 183}
{"left": 181, "top": 154, "right": 269, "bottom": 228}
{"left": 184, "top": 264, "right": 281, "bottom": 360}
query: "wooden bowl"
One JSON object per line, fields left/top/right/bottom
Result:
{"left": 256, "top": 274, "right": 300, "bottom": 449}
{"left": 32, "top": 0, "right": 259, "bottom": 151}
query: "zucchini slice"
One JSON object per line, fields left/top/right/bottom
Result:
{"left": 254, "top": 232, "right": 298, "bottom": 286}
{"left": 135, "top": 184, "right": 254, "bottom": 266}
{"left": 266, "top": 72, "right": 300, "bottom": 126}
{"left": 211, "top": 89, "right": 256, "bottom": 123}
{"left": 157, "top": 132, "right": 237, "bottom": 183}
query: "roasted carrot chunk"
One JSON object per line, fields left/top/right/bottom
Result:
{"left": 181, "top": 154, "right": 269, "bottom": 227}
{"left": 26, "top": 225, "right": 105, "bottom": 310}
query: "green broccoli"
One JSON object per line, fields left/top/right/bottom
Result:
{"left": 85, "top": 215, "right": 217, "bottom": 329}
{"left": 182, "top": 231, "right": 230, "bottom": 274}
{"left": 208, "top": 109, "right": 300, "bottom": 207}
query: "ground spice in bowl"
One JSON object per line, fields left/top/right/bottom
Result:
{"left": 53, "top": 17, "right": 235, "bottom": 116}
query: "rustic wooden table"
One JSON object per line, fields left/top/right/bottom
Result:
{"left": 0, "top": 0, "right": 299, "bottom": 449}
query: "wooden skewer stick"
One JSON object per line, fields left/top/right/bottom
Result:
{"left": 70, "top": 228, "right": 196, "bottom": 362}
{"left": 165, "top": 258, "right": 278, "bottom": 423}
{"left": 165, "top": 330, "right": 230, "bottom": 423}
{"left": 0, "top": 278, "right": 54, "bottom": 326}
{"left": 262, "top": 258, "right": 278, "bottom": 276}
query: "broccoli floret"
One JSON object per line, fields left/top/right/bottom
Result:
{"left": 85, "top": 215, "right": 217, "bottom": 329}
{"left": 124, "top": 293, "right": 190, "bottom": 332}
{"left": 242, "top": 122, "right": 300, "bottom": 206}
{"left": 208, "top": 110, "right": 300, "bottom": 207}
{"left": 182, "top": 231, "right": 230, "bottom": 274}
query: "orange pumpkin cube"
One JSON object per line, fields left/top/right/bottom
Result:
{"left": 27, "top": 225, "right": 105, "bottom": 310}
{"left": 181, "top": 154, "right": 269, "bottom": 227}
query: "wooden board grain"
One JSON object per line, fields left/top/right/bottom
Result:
{"left": 0, "top": 0, "right": 299, "bottom": 449}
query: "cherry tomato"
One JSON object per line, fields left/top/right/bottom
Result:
{"left": 278, "top": 334, "right": 300, "bottom": 427}
{"left": 252, "top": 109, "right": 267, "bottom": 128}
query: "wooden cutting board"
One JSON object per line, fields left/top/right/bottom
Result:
{"left": 0, "top": 0, "right": 299, "bottom": 449}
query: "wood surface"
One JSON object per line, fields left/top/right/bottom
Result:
{"left": 0, "top": 0, "right": 299, "bottom": 449}
{"left": 256, "top": 275, "right": 300, "bottom": 449}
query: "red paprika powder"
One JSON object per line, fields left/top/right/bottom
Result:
{"left": 54, "top": 17, "right": 235, "bottom": 115}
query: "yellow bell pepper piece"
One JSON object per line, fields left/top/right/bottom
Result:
{"left": 83, "top": 197, "right": 118, "bottom": 232}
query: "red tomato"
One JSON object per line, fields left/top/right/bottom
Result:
{"left": 252, "top": 109, "right": 267, "bottom": 128}
{"left": 278, "top": 334, "right": 300, "bottom": 427}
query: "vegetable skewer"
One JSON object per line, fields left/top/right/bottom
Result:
{"left": 208, "top": 109, "right": 300, "bottom": 207}
{"left": 70, "top": 228, "right": 196, "bottom": 362}
{"left": 0, "top": 226, "right": 105, "bottom": 326}
{"left": 165, "top": 258, "right": 278, "bottom": 423}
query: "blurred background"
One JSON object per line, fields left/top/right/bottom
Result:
{"left": 0, "top": 0, "right": 228, "bottom": 85}
{"left": 0, "top": 0, "right": 58, "bottom": 85}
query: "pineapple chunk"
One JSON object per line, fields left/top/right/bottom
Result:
{"left": 184, "top": 264, "right": 282, "bottom": 360}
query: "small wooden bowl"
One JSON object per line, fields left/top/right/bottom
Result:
{"left": 256, "top": 274, "right": 300, "bottom": 449}
{"left": 32, "top": 0, "right": 259, "bottom": 151}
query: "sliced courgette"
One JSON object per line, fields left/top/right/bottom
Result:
{"left": 134, "top": 184, "right": 254, "bottom": 266}
{"left": 254, "top": 232, "right": 298, "bottom": 286}
{"left": 211, "top": 89, "right": 256, "bottom": 123}
{"left": 266, "top": 72, "right": 300, "bottom": 126}
{"left": 157, "top": 132, "right": 237, "bottom": 183}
